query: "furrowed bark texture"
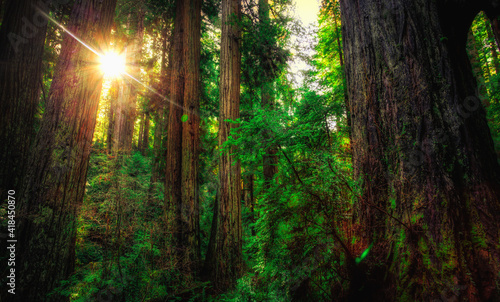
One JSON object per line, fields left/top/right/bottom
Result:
{"left": 165, "top": 0, "right": 201, "bottom": 275}
{"left": 14, "top": 0, "right": 117, "bottom": 300}
{"left": 207, "top": 0, "right": 243, "bottom": 290}
{"left": 0, "top": 0, "right": 47, "bottom": 197}
{"left": 341, "top": 0, "right": 500, "bottom": 300}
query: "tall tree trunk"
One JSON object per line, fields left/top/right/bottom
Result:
{"left": 14, "top": 0, "right": 117, "bottom": 300}
{"left": 152, "top": 108, "right": 166, "bottom": 182}
{"left": 207, "top": 0, "right": 242, "bottom": 290}
{"left": 152, "top": 20, "right": 172, "bottom": 183}
{"left": 125, "top": 7, "right": 145, "bottom": 151}
{"left": 330, "top": 0, "right": 351, "bottom": 134}
{"left": 243, "top": 173, "right": 255, "bottom": 236}
{"left": 139, "top": 111, "right": 149, "bottom": 155}
{"left": 341, "top": 0, "right": 500, "bottom": 300}
{"left": 165, "top": 0, "right": 202, "bottom": 276}
{"left": 488, "top": 15, "right": 500, "bottom": 54}
{"left": 0, "top": 0, "right": 5, "bottom": 24}
{"left": 113, "top": 76, "right": 131, "bottom": 153}
{"left": 138, "top": 112, "right": 145, "bottom": 151}
{"left": 143, "top": 111, "right": 150, "bottom": 155}
{"left": 107, "top": 81, "right": 118, "bottom": 154}
{"left": 0, "top": 0, "right": 47, "bottom": 197}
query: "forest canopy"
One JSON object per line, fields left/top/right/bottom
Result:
{"left": 1, "top": 0, "right": 500, "bottom": 301}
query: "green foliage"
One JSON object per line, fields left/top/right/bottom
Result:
{"left": 38, "top": 0, "right": 500, "bottom": 300}
{"left": 223, "top": 75, "right": 357, "bottom": 300}
{"left": 214, "top": 1, "right": 358, "bottom": 299}
{"left": 54, "top": 151, "right": 175, "bottom": 301}
{"left": 468, "top": 13, "right": 500, "bottom": 156}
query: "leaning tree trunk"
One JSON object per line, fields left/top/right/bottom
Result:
{"left": 164, "top": 0, "right": 202, "bottom": 276}
{"left": 0, "top": 0, "right": 47, "bottom": 197}
{"left": 15, "top": 0, "right": 117, "bottom": 301}
{"left": 206, "top": 0, "right": 242, "bottom": 290}
{"left": 341, "top": 0, "right": 500, "bottom": 300}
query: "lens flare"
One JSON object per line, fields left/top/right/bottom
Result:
{"left": 100, "top": 53, "right": 126, "bottom": 78}
{"left": 35, "top": 7, "right": 191, "bottom": 114}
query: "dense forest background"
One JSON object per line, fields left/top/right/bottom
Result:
{"left": 1, "top": 0, "right": 500, "bottom": 301}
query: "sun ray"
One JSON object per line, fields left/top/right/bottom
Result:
{"left": 100, "top": 52, "right": 126, "bottom": 78}
{"left": 35, "top": 7, "right": 194, "bottom": 114}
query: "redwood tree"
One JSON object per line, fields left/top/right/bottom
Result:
{"left": 152, "top": 18, "right": 173, "bottom": 183}
{"left": 15, "top": 0, "right": 117, "bottom": 300}
{"left": 206, "top": 0, "right": 242, "bottom": 290}
{"left": 0, "top": 0, "right": 48, "bottom": 197}
{"left": 164, "top": 0, "right": 202, "bottom": 275}
{"left": 341, "top": 0, "right": 500, "bottom": 300}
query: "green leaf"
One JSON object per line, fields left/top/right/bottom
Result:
{"left": 181, "top": 114, "right": 189, "bottom": 122}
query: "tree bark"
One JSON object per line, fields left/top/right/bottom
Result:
{"left": 0, "top": 0, "right": 5, "bottom": 24}
{"left": 107, "top": 91, "right": 115, "bottom": 154}
{"left": 143, "top": 111, "right": 150, "bottom": 155}
{"left": 152, "top": 108, "right": 166, "bottom": 182}
{"left": 488, "top": 15, "right": 500, "bottom": 54}
{"left": 243, "top": 173, "right": 255, "bottom": 236}
{"left": 152, "top": 19, "right": 172, "bottom": 183}
{"left": 14, "top": 0, "right": 117, "bottom": 300}
{"left": 138, "top": 112, "right": 145, "bottom": 151}
{"left": 165, "top": 0, "right": 202, "bottom": 276}
{"left": 125, "top": 7, "right": 145, "bottom": 150}
{"left": 330, "top": 0, "right": 351, "bottom": 135}
{"left": 206, "top": 0, "right": 242, "bottom": 290}
{"left": 113, "top": 75, "right": 131, "bottom": 153}
{"left": 0, "top": 0, "right": 47, "bottom": 197}
{"left": 341, "top": 0, "right": 500, "bottom": 300}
